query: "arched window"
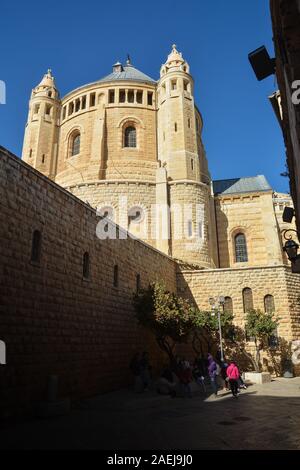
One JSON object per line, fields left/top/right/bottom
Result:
{"left": 83, "top": 252, "right": 90, "bottom": 279}
{"left": 124, "top": 126, "right": 136, "bottom": 148}
{"left": 224, "top": 297, "right": 233, "bottom": 314}
{"left": 235, "top": 233, "right": 248, "bottom": 263}
{"left": 264, "top": 295, "right": 275, "bottom": 313}
{"left": 31, "top": 230, "right": 42, "bottom": 263}
{"left": 71, "top": 132, "right": 81, "bottom": 156}
{"left": 243, "top": 288, "right": 253, "bottom": 313}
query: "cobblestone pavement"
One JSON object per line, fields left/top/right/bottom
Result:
{"left": 1, "top": 378, "right": 300, "bottom": 450}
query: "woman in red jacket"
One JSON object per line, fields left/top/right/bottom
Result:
{"left": 226, "top": 361, "right": 240, "bottom": 398}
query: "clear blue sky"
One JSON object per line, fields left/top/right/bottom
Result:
{"left": 0, "top": 0, "right": 289, "bottom": 193}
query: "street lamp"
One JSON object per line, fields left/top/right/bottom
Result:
{"left": 209, "top": 296, "right": 225, "bottom": 362}
{"left": 282, "top": 229, "right": 300, "bottom": 273}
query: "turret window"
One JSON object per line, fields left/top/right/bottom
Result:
{"left": 45, "top": 104, "right": 52, "bottom": 116}
{"left": 171, "top": 79, "right": 177, "bottom": 90}
{"left": 34, "top": 104, "right": 40, "bottom": 114}
{"left": 174, "top": 122, "right": 177, "bottom": 132}
{"left": 188, "top": 118, "right": 191, "bottom": 128}
{"left": 62, "top": 106, "right": 66, "bottom": 120}
{"left": 42, "top": 154, "right": 45, "bottom": 164}
{"left": 187, "top": 221, "right": 193, "bottom": 238}
{"left": 124, "top": 126, "right": 137, "bottom": 148}
{"left": 82, "top": 96, "right": 87, "bottom": 109}
{"left": 147, "top": 92, "right": 153, "bottom": 106}
{"left": 75, "top": 99, "right": 81, "bottom": 112}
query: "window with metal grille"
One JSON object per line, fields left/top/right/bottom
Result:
{"left": 224, "top": 297, "right": 233, "bottom": 314}
{"left": 235, "top": 233, "right": 248, "bottom": 263}
{"left": 71, "top": 133, "right": 80, "bottom": 156}
{"left": 124, "top": 126, "right": 136, "bottom": 148}
{"left": 264, "top": 295, "right": 275, "bottom": 313}
{"left": 243, "top": 288, "right": 253, "bottom": 313}
{"left": 83, "top": 252, "right": 90, "bottom": 279}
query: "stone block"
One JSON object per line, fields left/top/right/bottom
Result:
{"left": 244, "top": 372, "right": 272, "bottom": 384}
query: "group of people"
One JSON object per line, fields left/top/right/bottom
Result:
{"left": 129, "top": 350, "right": 247, "bottom": 399}
{"left": 207, "top": 353, "right": 247, "bottom": 398}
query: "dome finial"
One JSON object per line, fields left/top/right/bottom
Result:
{"left": 172, "top": 44, "right": 177, "bottom": 51}
{"left": 126, "top": 54, "right": 132, "bottom": 66}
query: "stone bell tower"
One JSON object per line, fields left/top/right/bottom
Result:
{"left": 157, "top": 44, "right": 204, "bottom": 182}
{"left": 22, "top": 70, "right": 61, "bottom": 180}
{"left": 156, "top": 45, "right": 217, "bottom": 268}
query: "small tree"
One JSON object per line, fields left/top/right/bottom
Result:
{"left": 190, "top": 309, "right": 234, "bottom": 357}
{"left": 245, "top": 309, "right": 279, "bottom": 372}
{"left": 133, "top": 283, "right": 195, "bottom": 366}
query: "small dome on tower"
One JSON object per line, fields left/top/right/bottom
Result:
{"left": 167, "top": 44, "right": 185, "bottom": 66}
{"left": 33, "top": 69, "right": 59, "bottom": 98}
{"left": 37, "top": 69, "right": 56, "bottom": 89}
{"left": 160, "top": 44, "right": 190, "bottom": 77}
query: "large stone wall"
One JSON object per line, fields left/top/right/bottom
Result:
{"left": 0, "top": 147, "right": 177, "bottom": 416}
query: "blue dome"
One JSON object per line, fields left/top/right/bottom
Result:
{"left": 99, "top": 64, "right": 156, "bottom": 85}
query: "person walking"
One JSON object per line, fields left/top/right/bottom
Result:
{"left": 226, "top": 361, "right": 240, "bottom": 398}
{"left": 207, "top": 354, "right": 218, "bottom": 397}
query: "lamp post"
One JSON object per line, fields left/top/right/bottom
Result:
{"left": 209, "top": 296, "right": 225, "bottom": 362}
